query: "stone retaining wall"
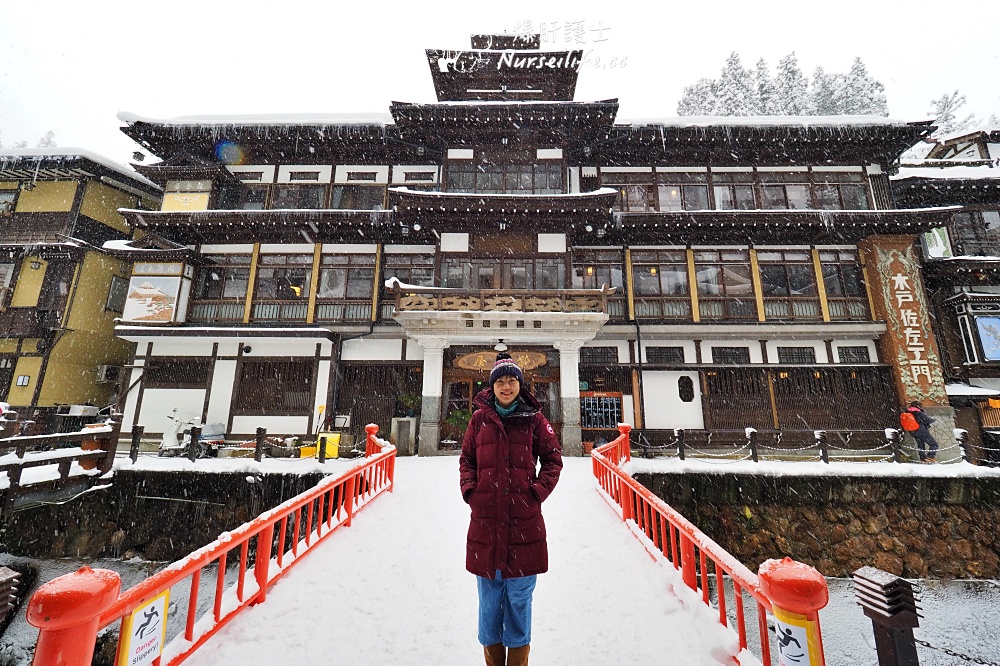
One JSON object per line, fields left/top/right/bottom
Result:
{"left": 633, "top": 472, "right": 1000, "bottom": 578}
{"left": 0, "top": 470, "right": 325, "bottom": 561}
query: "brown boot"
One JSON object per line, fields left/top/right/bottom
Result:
{"left": 484, "top": 643, "right": 506, "bottom": 666}
{"left": 507, "top": 644, "right": 530, "bottom": 666}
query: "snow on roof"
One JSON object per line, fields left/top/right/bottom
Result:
{"left": 0, "top": 147, "right": 159, "bottom": 190}
{"left": 390, "top": 186, "right": 618, "bottom": 198}
{"left": 118, "top": 111, "right": 393, "bottom": 127}
{"left": 894, "top": 163, "right": 1000, "bottom": 181}
{"left": 946, "top": 383, "right": 1000, "bottom": 397}
{"left": 101, "top": 239, "right": 187, "bottom": 252}
{"left": 620, "top": 115, "right": 920, "bottom": 129}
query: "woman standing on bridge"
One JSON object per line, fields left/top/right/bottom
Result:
{"left": 460, "top": 352, "right": 563, "bottom": 666}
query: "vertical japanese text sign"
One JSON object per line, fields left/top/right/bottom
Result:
{"left": 859, "top": 237, "right": 947, "bottom": 405}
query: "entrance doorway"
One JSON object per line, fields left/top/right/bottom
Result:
{"left": 441, "top": 368, "right": 561, "bottom": 442}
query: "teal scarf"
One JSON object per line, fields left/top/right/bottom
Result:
{"left": 494, "top": 397, "right": 519, "bottom": 418}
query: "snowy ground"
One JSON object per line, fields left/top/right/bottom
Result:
{"left": 3, "top": 456, "right": 999, "bottom": 664}
{"left": 181, "top": 457, "right": 742, "bottom": 666}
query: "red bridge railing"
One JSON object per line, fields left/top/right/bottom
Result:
{"left": 26, "top": 423, "right": 395, "bottom": 666}
{"left": 592, "top": 424, "right": 828, "bottom": 666}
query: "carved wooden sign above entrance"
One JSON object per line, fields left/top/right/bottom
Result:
{"left": 454, "top": 350, "right": 547, "bottom": 373}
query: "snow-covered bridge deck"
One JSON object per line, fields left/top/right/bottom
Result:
{"left": 182, "top": 457, "right": 739, "bottom": 665}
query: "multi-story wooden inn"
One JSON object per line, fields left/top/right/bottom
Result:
{"left": 1, "top": 150, "right": 160, "bottom": 431}
{"left": 109, "top": 34, "right": 958, "bottom": 456}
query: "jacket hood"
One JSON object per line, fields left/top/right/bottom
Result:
{"left": 473, "top": 386, "right": 542, "bottom": 416}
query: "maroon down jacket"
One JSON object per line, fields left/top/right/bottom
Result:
{"left": 459, "top": 387, "right": 563, "bottom": 579}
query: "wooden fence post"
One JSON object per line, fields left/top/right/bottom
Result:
{"left": 130, "top": 425, "right": 144, "bottom": 463}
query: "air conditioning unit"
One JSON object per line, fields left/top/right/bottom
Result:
{"left": 96, "top": 365, "right": 121, "bottom": 384}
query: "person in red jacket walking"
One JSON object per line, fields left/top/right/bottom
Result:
{"left": 460, "top": 352, "right": 563, "bottom": 666}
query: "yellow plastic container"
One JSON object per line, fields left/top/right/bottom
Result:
{"left": 315, "top": 432, "right": 341, "bottom": 459}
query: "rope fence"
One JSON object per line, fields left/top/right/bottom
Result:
{"left": 634, "top": 427, "right": 993, "bottom": 466}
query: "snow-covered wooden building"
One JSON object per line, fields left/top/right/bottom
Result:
{"left": 0, "top": 150, "right": 160, "bottom": 430}
{"left": 109, "top": 34, "right": 958, "bottom": 455}
{"left": 893, "top": 137, "right": 1000, "bottom": 461}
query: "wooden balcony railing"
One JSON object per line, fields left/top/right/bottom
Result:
{"left": 189, "top": 300, "right": 245, "bottom": 323}
{"left": 827, "top": 297, "right": 869, "bottom": 320}
{"left": 0, "top": 307, "right": 59, "bottom": 337}
{"left": 392, "top": 284, "right": 616, "bottom": 315}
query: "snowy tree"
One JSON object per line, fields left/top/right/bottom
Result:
{"left": 677, "top": 77, "right": 718, "bottom": 116}
{"left": 755, "top": 58, "right": 778, "bottom": 116}
{"left": 810, "top": 66, "right": 843, "bottom": 115}
{"left": 12, "top": 140, "right": 27, "bottom": 149}
{"left": 37, "top": 131, "right": 57, "bottom": 148}
{"left": 773, "top": 53, "right": 810, "bottom": 115}
{"left": 928, "top": 90, "right": 977, "bottom": 135}
{"left": 841, "top": 58, "right": 887, "bottom": 115}
{"left": 714, "top": 52, "right": 758, "bottom": 116}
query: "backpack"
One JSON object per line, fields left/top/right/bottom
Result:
{"left": 900, "top": 411, "right": 920, "bottom": 431}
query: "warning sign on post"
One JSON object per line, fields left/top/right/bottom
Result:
{"left": 118, "top": 590, "right": 169, "bottom": 666}
{"left": 772, "top": 607, "right": 820, "bottom": 666}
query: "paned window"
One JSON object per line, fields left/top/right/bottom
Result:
{"left": 446, "top": 162, "right": 563, "bottom": 195}
{"left": 631, "top": 250, "right": 690, "bottom": 319}
{"left": 694, "top": 250, "right": 756, "bottom": 320}
{"left": 820, "top": 250, "right": 868, "bottom": 320}
{"left": 317, "top": 254, "right": 376, "bottom": 299}
{"left": 331, "top": 185, "right": 385, "bottom": 210}
{"left": 440, "top": 257, "right": 566, "bottom": 290}
{"left": 0, "top": 262, "right": 14, "bottom": 296}
{"left": 581, "top": 347, "right": 619, "bottom": 364}
{"left": 838, "top": 346, "right": 871, "bottom": 363}
{"left": 656, "top": 173, "right": 709, "bottom": 211}
{"left": 776, "top": 347, "right": 817, "bottom": 364}
{"left": 759, "top": 172, "right": 811, "bottom": 209}
{"left": 383, "top": 254, "right": 435, "bottom": 287}
{"left": 712, "top": 172, "right": 755, "bottom": 210}
{"left": 646, "top": 347, "right": 685, "bottom": 364}
{"left": 814, "top": 172, "right": 869, "bottom": 210}
{"left": 271, "top": 185, "right": 325, "bottom": 209}
{"left": 572, "top": 250, "right": 626, "bottom": 318}
{"left": 105, "top": 275, "right": 129, "bottom": 313}
{"left": 712, "top": 347, "right": 751, "bottom": 364}
{"left": 194, "top": 255, "right": 252, "bottom": 300}
{"left": 255, "top": 255, "right": 313, "bottom": 300}
{"left": 216, "top": 185, "right": 266, "bottom": 210}
{"left": 0, "top": 190, "right": 17, "bottom": 215}
{"left": 253, "top": 254, "right": 313, "bottom": 321}
{"left": 757, "top": 250, "right": 821, "bottom": 319}
{"left": 143, "top": 358, "right": 212, "bottom": 388}
{"left": 602, "top": 173, "right": 655, "bottom": 212}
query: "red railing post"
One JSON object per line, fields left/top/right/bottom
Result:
{"left": 680, "top": 537, "right": 698, "bottom": 591}
{"left": 617, "top": 423, "right": 632, "bottom": 463}
{"left": 254, "top": 523, "right": 275, "bottom": 604}
{"left": 344, "top": 475, "right": 356, "bottom": 527}
{"left": 26, "top": 566, "right": 121, "bottom": 666}
{"left": 759, "top": 557, "right": 829, "bottom": 666}
{"left": 365, "top": 423, "right": 379, "bottom": 457}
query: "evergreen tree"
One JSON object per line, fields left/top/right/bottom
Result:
{"left": 810, "top": 66, "right": 844, "bottom": 115}
{"left": 676, "top": 53, "right": 890, "bottom": 117}
{"left": 841, "top": 58, "right": 887, "bottom": 115}
{"left": 677, "top": 77, "right": 718, "bottom": 116}
{"left": 36, "top": 131, "right": 57, "bottom": 148}
{"left": 773, "top": 53, "right": 810, "bottom": 115}
{"left": 714, "top": 52, "right": 757, "bottom": 116}
{"left": 755, "top": 58, "right": 778, "bottom": 116}
{"left": 929, "top": 90, "right": 977, "bottom": 135}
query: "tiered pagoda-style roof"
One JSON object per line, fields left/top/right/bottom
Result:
{"left": 426, "top": 34, "right": 581, "bottom": 102}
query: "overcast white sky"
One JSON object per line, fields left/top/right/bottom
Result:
{"left": 1, "top": 0, "right": 998, "bottom": 166}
